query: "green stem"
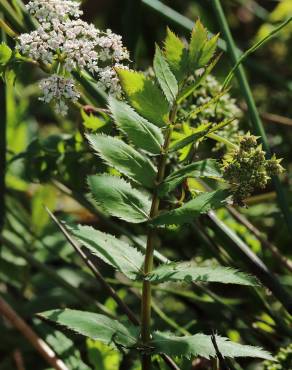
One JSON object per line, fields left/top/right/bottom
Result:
{"left": 0, "top": 0, "right": 26, "bottom": 33}
{"left": 0, "top": 18, "right": 17, "bottom": 37}
{"left": 207, "top": 132, "right": 238, "bottom": 150}
{"left": 212, "top": 0, "right": 292, "bottom": 234}
{"left": 141, "top": 108, "right": 176, "bottom": 370}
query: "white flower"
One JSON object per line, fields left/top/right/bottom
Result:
{"left": 26, "top": 0, "right": 82, "bottom": 22}
{"left": 97, "top": 29, "right": 130, "bottom": 62}
{"left": 18, "top": 20, "right": 129, "bottom": 73}
{"left": 98, "top": 64, "right": 129, "bottom": 96}
{"left": 17, "top": 19, "right": 100, "bottom": 71}
{"left": 39, "top": 74, "right": 80, "bottom": 115}
{"left": 17, "top": 0, "right": 130, "bottom": 114}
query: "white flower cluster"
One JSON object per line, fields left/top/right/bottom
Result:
{"left": 26, "top": 0, "right": 82, "bottom": 23}
{"left": 39, "top": 74, "right": 80, "bottom": 115}
{"left": 17, "top": 0, "right": 129, "bottom": 114}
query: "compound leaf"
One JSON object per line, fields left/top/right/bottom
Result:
{"left": 40, "top": 309, "right": 138, "bottom": 348}
{"left": 69, "top": 224, "right": 144, "bottom": 280}
{"left": 146, "top": 263, "right": 258, "bottom": 286}
{"left": 189, "top": 20, "right": 218, "bottom": 71}
{"left": 164, "top": 28, "right": 188, "bottom": 82}
{"left": 87, "top": 134, "right": 156, "bottom": 188}
{"left": 116, "top": 68, "right": 169, "bottom": 127}
{"left": 89, "top": 174, "right": 151, "bottom": 223}
{"left": 151, "top": 332, "right": 273, "bottom": 360}
{"left": 108, "top": 96, "right": 163, "bottom": 154}
{"left": 154, "top": 45, "right": 178, "bottom": 104}
{"left": 151, "top": 190, "right": 228, "bottom": 226}
{"left": 159, "top": 159, "right": 222, "bottom": 195}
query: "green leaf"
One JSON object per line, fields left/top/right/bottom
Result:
{"left": 39, "top": 309, "right": 138, "bottom": 348}
{"left": 189, "top": 19, "right": 208, "bottom": 70}
{"left": 0, "top": 43, "right": 12, "bottom": 65}
{"left": 151, "top": 190, "right": 229, "bottom": 226}
{"left": 164, "top": 27, "right": 188, "bottom": 82}
{"left": 89, "top": 134, "right": 155, "bottom": 179}
{"left": 177, "top": 54, "right": 221, "bottom": 104}
{"left": 188, "top": 21, "right": 218, "bottom": 71}
{"left": 69, "top": 224, "right": 144, "bottom": 280}
{"left": 116, "top": 68, "right": 169, "bottom": 127}
{"left": 169, "top": 123, "right": 211, "bottom": 152}
{"left": 31, "top": 184, "right": 57, "bottom": 235}
{"left": 87, "top": 134, "right": 157, "bottom": 188}
{"left": 151, "top": 332, "right": 273, "bottom": 360}
{"left": 87, "top": 339, "right": 121, "bottom": 370}
{"left": 108, "top": 96, "right": 163, "bottom": 154}
{"left": 81, "top": 109, "right": 109, "bottom": 131}
{"left": 159, "top": 159, "right": 222, "bottom": 195}
{"left": 39, "top": 328, "right": 91, "bottom": 370}
{"left": 199, "top": 33, "right": 219, "bottom": 67}
{"left": 153, "top": 45, "right": 178, "bottom": 104}
{"left": 146, "top": 263, "right": 257, "bottom": 285}
{"left": 89, "top": 174, "right": 151, "bottom": 223}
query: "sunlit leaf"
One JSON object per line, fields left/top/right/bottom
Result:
{"left": 164, "top": 27, "right": 188, "bottom": 82}
{"left": 189, "top": 20, "right": 218, "bottom": 70}
{"left": 87, "top": 339, "right": 121, "bottom": 370}
{"left": 81, "top": 109, "right": 109, "bottom": 131}
{"left": 116, "top": 68, "right": 169, "bottom": 127}
{"left": 0, "top": 43, "right": 12, "bottom": 65}
{"left": 189, "top": 19, "right": 208, "bottom": 70}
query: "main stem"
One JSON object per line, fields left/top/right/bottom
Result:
{"left": 141, "top": 106, "right": 176, "bottom": 370}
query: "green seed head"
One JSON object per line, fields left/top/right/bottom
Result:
{"left": 222, "top": 134, "right": 284, "bottom": 205}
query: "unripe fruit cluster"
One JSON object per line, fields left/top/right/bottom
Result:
{"left": 222, "top": 133, "right": 284, "bottom": 205}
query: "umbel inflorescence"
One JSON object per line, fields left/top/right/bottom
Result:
{"left": 222, "top": 133, "right": 284, "bottom": 205}
{"left": 17, "top": 0, "right": 129, "bottom": 115}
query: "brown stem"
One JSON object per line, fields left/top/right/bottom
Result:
{"left": 141, "top": 107, "right": 176, "bottom": 370}
{"left": 240, "top": 102, "right": 292, "bottom": 127}
{"left": 13, "top": 350, "right": 26, "bottom": 370}
{"left": 0, "top": 296, "right": 68, "bottom": 370}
